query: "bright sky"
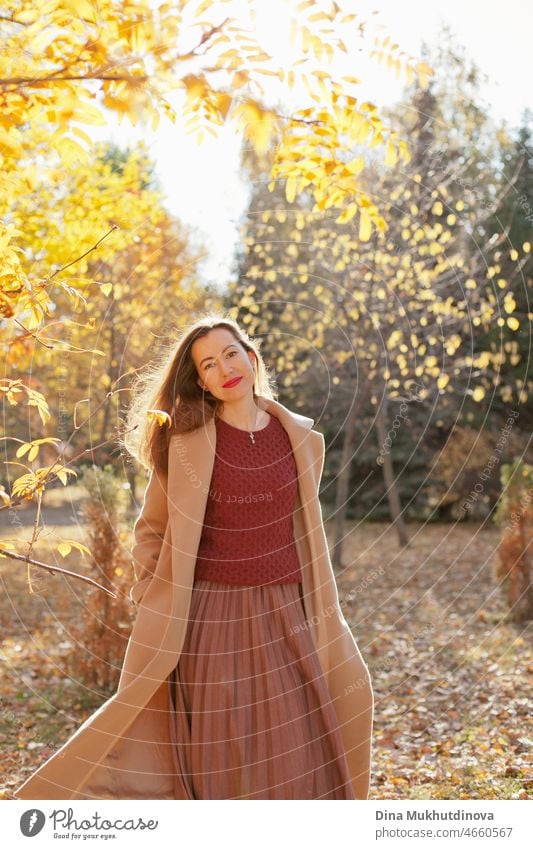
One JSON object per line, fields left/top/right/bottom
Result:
{"left": 93, "top": 0, "right": 532, "bottom": 284}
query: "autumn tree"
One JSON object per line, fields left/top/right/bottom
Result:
{"left": 229, "top": 40, "right": 527, "bottom": 565}
{"left": 1, "top": 0, "right": 429, "bottom": 590}
{"left": 472, "top": 111, "right": 533, "bottom": 427}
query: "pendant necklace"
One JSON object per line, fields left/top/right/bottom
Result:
{"left": 249, "top": 405, "right": 258, "bottom": 445}
{"left": 212, "top": 388, "right": 260, "bottom": 444}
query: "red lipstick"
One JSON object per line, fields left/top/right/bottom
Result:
{"left": 222, "top": 376, "right": 242, "bottom": 388}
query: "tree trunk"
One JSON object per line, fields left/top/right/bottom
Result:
{"left": 332, "top": 389, "right": 367, "bottom": 570}
{"left": 375, "top": 394, "right": 410, "bottom": 547}
{"left": 98, "top": 292, "right": 118, "bottom": 458}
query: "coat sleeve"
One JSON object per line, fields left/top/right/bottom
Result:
{"left": 129, "top": 466, "right": 169, "bottom": 607}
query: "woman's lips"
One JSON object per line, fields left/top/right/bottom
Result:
{"left": 223, "top": 376, "right": 242, "bottom": 388}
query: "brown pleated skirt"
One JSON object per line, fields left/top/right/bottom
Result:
{"left": 167, "top": 578, "right": 355, "bottom": 800}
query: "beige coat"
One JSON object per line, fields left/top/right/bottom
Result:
{"left": 14, "top": 395, "right": 374, "bottom": 800}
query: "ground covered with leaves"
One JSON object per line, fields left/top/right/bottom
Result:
{"left": 0, "top": 504, "right": 531, "bottom": 800}
{"left": 337, "top": 520, "right": 531, "bottom": 799}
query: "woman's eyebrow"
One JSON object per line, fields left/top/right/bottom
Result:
{"left": 200, "top": 344, "right": 237, "bottom": 367}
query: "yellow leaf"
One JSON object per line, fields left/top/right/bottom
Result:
{"left": 71, "top": 126, "right": 93, "bottom": 147}
{"left": 216, "top": 92, "right": 232, "bottom": 120}
{"left": 147, "top": 409, "right": 172, "bottom": 427}
{"left": 9, "top": 469, "right": 43, "bottom": 499}
{"left": 359, "top": 209, "right": 372, "bottom": 242}
{"left": 63, "top": 0, "right": 97, "bottom": 23}
{"left": 55, "top": 467, "right": 78, "bottom": 485}
{"left": 246, "top": 109, "right": 275, "bottom": 154}
{"left": 345, "top": 156, "right": 365, "bottom": 175}
{"left": 255, "top": 68, "right": 283, "bottom": 82}
{"left": 194, "top": 0, "right": 213, "bottom": 17}
{"left": 415, "top": 61, "right": 433, "bottom": 89}
{"left": 55, "top": 135, "right": 89, "bottom": 167}
{"left": 285, "top": 176, "right": 297, "bottom": 204}
{"left": 16, "top": 8, "right": 39, "bottom": 23}
{"left": 504, "top": 295, "right": 516, "bottom": 314}
{"left": 338, "top": 203, "right": 358, "bottom": 224}
{"left": 66, "top": 102, "right": 107, "bottom": 127}
{"left": 384, "top": 141, "right": 397, "bottom": 167}
{"left": 16, "top": 443, "right": 32, "bottom": 459}
{"left": 101, "top": 283, "right": 113, "bottom": 296}
{"left": 57, "top": 539, "right": 90, "bottom": 557}
{"left": 472, "top": 387, "right": 485, "bottom": 402}
{"left": 507, "top": 316, "right": 519, "bottom": 331}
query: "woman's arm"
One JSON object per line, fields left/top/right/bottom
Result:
{"left": 129, "top": 466, "right": 169, "bottom": 607}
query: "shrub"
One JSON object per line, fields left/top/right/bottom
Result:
{"left": 493, "top": 459, "right": 533, "bottom": 622}
{"left": 65, "top": 464, "right": 135, "bottom": 693}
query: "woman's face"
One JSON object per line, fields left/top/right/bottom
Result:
{"left": 192, "top": 328, "right": 256, "bottom": 402}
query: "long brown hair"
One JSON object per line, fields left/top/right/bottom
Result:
{"left": 121, "top": 312, "right": 277, "bottom": 473}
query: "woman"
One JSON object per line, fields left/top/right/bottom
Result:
{"left": 14, "top": 313, "right": 373, "bottom": 801}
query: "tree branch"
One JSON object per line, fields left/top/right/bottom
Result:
{"left": 0, "top": 14, "right": 30, "bottom": 26}
{"left": 0, "top": 548, "right": 117, "bottom": 597}
{"left": 0, "top": 73, "right": 148, "bottom": 88}
{"left": 45, "top": 223, "right": 119, "bottom": 283}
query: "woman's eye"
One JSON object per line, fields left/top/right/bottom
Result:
{"left": 204, "top": 350, "right": 237, "bottom": 370}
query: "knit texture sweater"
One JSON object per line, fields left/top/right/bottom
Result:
{"left": 194, "top": 413, "right": 303, "bottom": 585}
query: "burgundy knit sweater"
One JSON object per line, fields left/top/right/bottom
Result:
{"left": 194, "top": 413, "right": 303, "bottom": 586}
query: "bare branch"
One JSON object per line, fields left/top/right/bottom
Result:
{"left": 0, "top": 14, "right": 30, "bottom": 26}
{"left": 45, "top": 224, "right": 120, "bottom": 283}
{"left": 13, "top": 318, "right": 55, "bottom": 349}
{"left": 0, "top": 548, "right": 117, "bottom": 597}
{"left": 175, "top": 17, "right": 232, "bottom": 62}
{"left": 0, "top": 74, "right": 148, "bottom": 88}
